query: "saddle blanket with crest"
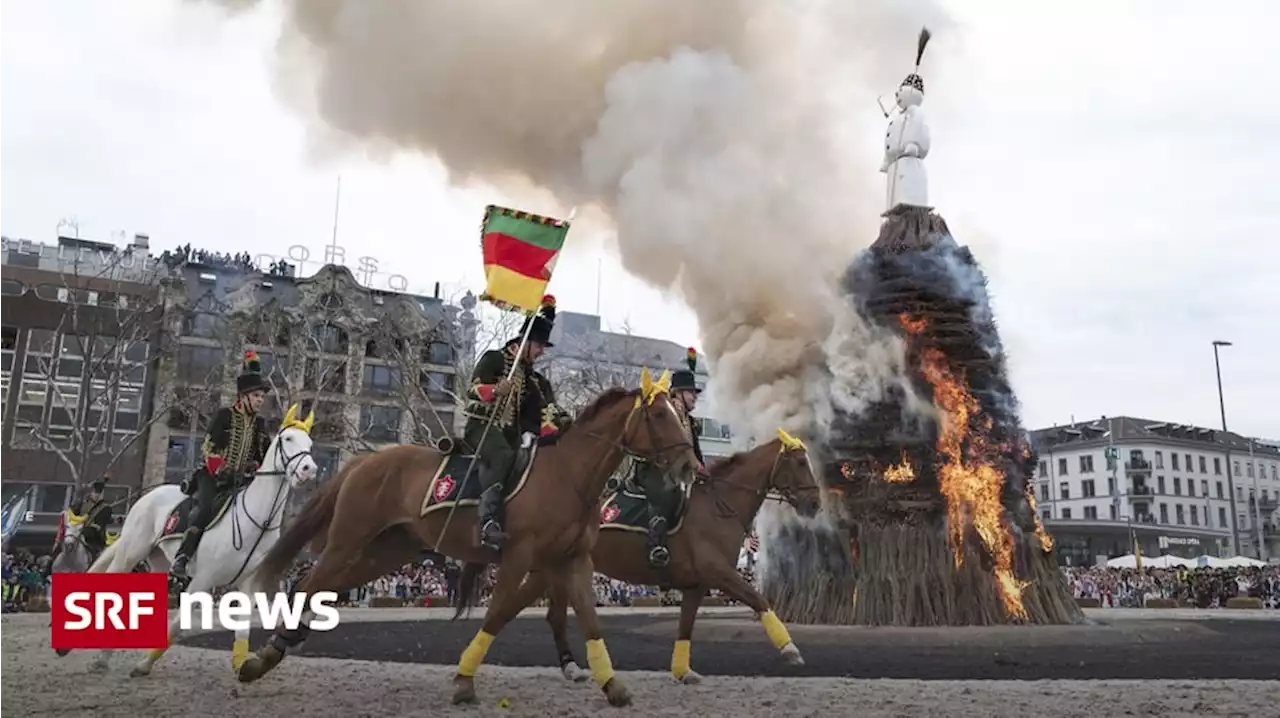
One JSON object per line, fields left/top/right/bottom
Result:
{"left": 419, "top": 443, "right": 539, "bottom": 517}
{"left": 158, "top": 487, "right": 237, "bottom": 542}
{"left": 599, "top": 481, "right": 693, "bottom": 535}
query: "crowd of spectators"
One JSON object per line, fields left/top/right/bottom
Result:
{"left": 1062, "top": 564, "right": 1280, "bottom": 609}
{"left": 4, "top": 546, "right": 1277, "bottom": 613}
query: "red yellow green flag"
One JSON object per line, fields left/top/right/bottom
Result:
{"left": 479, "top": 204, "right": 569, "bottom": 314}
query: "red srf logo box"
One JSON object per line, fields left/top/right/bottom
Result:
{"left": 50, "top": 572, "right": 168, "bottom": 650}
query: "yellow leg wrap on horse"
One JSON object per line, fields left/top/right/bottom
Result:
{"left": 457, "top": 630, "right": 495, "bottom": 677}
{"left": 146, "top": 647, "right": 168, "bottom": 662}
{"left": 232, "top": 638, "right": 250, "bottom": 671}
{"left": 671, "top": 639, "right": 692, "bottom": 679}
{"left": 760, "top": 610, "right": 792, "bottom": 650}
{"left": 585, "top": 638, "right": 615, "bottom": 687}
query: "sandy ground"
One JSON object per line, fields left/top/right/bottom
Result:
{"left": 4, "top": 610, "right": 1279, "bottom": 718}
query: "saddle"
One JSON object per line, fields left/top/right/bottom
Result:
{"left": 421, "top": 433, "right": 538, "bottom": 516}
{"left": 158, "top": 486, "right": 238, "bottom": 543}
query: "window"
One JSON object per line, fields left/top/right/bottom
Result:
{"left": 1, "top": 325, "right": 17, "bottom": 373}
{"left": 1109, "top": 503, "right": 1118, "bottom": 520}
{"left": 1185, "top": 454, "right": 1193, "bottom": 473}
{"left": 312, "top": 445, "right": 341, "bottom": 480}
{"left": 1190, "top": 505, "right": 1199, "bottom": 526}
{"left": 1198, "top": 455, "right": 1207, "bottom": 474}
{"left": 1175, "top": 504, "right": 1185, "bottom": 525}
{"left": 359, "top": 405, "right": 402, "bottom": 443}
{"left": 1159, "top": 503, "right": 1168, "bottom": 523}
{"left": 1058, "top": 458, "right": 1068, "bottom": 476}
{"left": 1217, "top": 481, "right": 1224, "bottom": 499}
{"left": 1157, "top": 475, "right": 1166, "bottom": 493}
{"left": 166, "top": 436, "right": 195, "bottom": 484}
{"left": 1083, "top": 506, "right": 1097, "bottom": 520}
{"left": 1039, "top": 483, "right": 1049, "bottom": 501}
{"left": 0, "top": 278, "right": 23, "bottom": 295}
{"left": 1041, "top": 509, "right": 1050, "bottom": 521}
{"left": 1246, "top": 462, "right": 1254, "bottom": 478}
{"left": 1038, "top": 460, "right": 1047, "bottom": 478}
{"left": 362, "top": 364, "right": 402, "bottom": 394}
{"left": 1059, "top": 482, "right": 1070, "bottom": 500}
{"left": 304, "top": 358, "right": 347, "bottom": 394}
{"left": 309, "top": 324, "right": 348, "bottom": 355}
{"left": 1107, "top": 477, "right": 1116, "bottom": 495}
{"left": 1234, "top": 460, "right": 1241, "bottom": 475}
{"left": 255, "top": 351, "right": 291, "bottom": 387}
{"left": 1213, "top": 457, "right": 1221, "bottom": 475}
{"left": 1155, "top": 451, "right": 1164, "bottom": 469}
{"left": 1219, "top": 507, "right": 1228, "bottom": 528}
{"left": 1200, "top": 480, "right": 1208, "bottom": 497}
{"left": 1173, "top": 477, "right": 1181, "bottom": 495}
{"left": 27, "top": 329, "right": 56, "bottom": 356}
{"left": 35, "top": 484, "right": 69, "bottom": 514}
{"left": 178, "top": 345, "right": 224, "bottom": 384}
{"left": 1081, "top": 480, "right": 1096, "bottom": 498}
{"left": 182, "top": 312, "right": 224, "bottom": 339}
{"left": 1187, "top": 480, "right": 1195, "bottom": 497}
{"left": 1171, "top": 454, "right": 1180, "bottom": 471}
{"left": 420, "top": 371, "right": 454, "bottom": 401}
{"left": 1061, "top": 508, "right": 1072, "bottom": 520}
{"left": 425, "top": 341, "right": 454, "bottom": 365}
{"left": 1079, "top": 455, "right": 1094, "bottom": 473}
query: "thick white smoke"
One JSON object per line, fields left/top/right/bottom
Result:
{"left": 192, "top": 0, "right": 953, "bottom": 442}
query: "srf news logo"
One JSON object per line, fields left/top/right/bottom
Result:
{"left": 50, "top": 572, "right": 340, "bottom": 651}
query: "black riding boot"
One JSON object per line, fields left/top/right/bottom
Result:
{"left": 646, "top": 514, "right": 671, "bottom": 568}
{"left": 169, "top": 527, "right": 202, "bottom": 588}
{"left": 478, "top": 482, "right": 508, "bottom": 553}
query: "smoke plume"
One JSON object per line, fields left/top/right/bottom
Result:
{"left": 192, "top": 0, "right": 952, "bottom": 441}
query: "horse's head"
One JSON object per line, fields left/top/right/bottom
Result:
{"left": 618, "top": 368, "right": 702, "bottom": 486}
{"left": 269, "top": 403, "right": 320, "bottom": 488}
{"left": 61, "top": 511, "right": 87, "bottom": 542}
{"left": 769, "top": 428, "right": 822, "bottom": 518}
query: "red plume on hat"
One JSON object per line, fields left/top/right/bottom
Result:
{"left": 686, "top": 347, "right": 697, "bottom": 372}
{"left": 243, "top": 350, "right": 262, "bottom": 374}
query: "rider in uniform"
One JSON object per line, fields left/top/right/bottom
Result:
{"left": 168, "top": 351, "right": 272, "bottom": 586}
{"left": 50, "top": 476, "right": 114, "bottom": 567}
{"left": 638, "top": 348, "right": 705, "bottom": 568}
{"left": 464, "top": 295, "right": 568, "bottom": 552}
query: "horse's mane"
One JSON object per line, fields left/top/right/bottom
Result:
{"left": 573, "top": 387, "right": 639, "bottom": 425}
{"left": 707, "top": 438, "right": 779, "bottom": 478}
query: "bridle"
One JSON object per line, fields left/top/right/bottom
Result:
{"left": 701, "top": 447, "right": 818, "bottom": 533}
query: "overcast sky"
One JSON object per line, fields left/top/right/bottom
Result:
{"left": 3, "top": 0, "right": 1277, "bottom": 439}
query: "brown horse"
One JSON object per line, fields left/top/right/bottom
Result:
{"left": 457, "top": 428, "right": 824, "bottom": 684}
{"left": 236, "top": 369, "right": 703, "bottom": 708}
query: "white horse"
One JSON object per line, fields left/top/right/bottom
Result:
{"left": 66, "top": 403, "right": 319, "bottom": 677}
{"left": 50, "top": 512, "right": 101, "bottom": 574}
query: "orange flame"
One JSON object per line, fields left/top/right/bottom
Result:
{"left": 883, "top": 449, "right": 916, "bottom": 483}
{"left": 1025, "top": 482, "right": 1055, "bottom": 552}
{"left": 899, "top": 313, "right": 1029, "bottom": 620}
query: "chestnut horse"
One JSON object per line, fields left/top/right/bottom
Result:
{"left": 237, "top": 370, "right": 702, "bottom": 708}
{"left": 458, "top": 429, "right": 824, "bottom": 684}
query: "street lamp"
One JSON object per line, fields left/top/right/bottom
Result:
{"left": 1212, "top": 340, "right": 1243, "bottom": 557}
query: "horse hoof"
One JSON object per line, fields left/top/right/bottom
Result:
{"left": 678, "top": 670, "right": 703, "bottom": 685}
{"left": 602, "top": 678, "right": 632, "bottom": 707}
{"left": 55, "top": 648, "right": 71, "bottom": 658}
{"left": 236, "top": 656, "right": 262, "bottom": 683}
{"left": 129, "top": 666, "right": 151, "bottom": 678}
{"left": 562, "top": 662, "right": 589, "bottom": 683}
{"left": 781, "top": 643, "right": 805, "bottom": 666}
{"left": 451, "top": 676, "right": 477, "bottom": 705}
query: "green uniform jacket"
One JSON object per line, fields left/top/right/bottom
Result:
{"left": 77, "top": 497, "right": 114, "bottom": 549}
{"left": 202, "top": 405, "right": 271, "bottom": 480}
{"left": 465, "top": 345, "right": 569, "bottom": 438}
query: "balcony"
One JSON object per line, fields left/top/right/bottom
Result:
{"left": 1125, "top": 458, "right": 1152, "bottom": 474}
{"left": 1254, "top": 495, "right": 1278, "bottom": 514}
{"left": 1126, "top": 485, "right": 1155, "bottom": 500}
{"left": 1264, "top": 523, "right": 1279, "bottom": 538}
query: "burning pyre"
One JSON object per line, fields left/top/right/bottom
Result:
{"left": 760, "top": 206, "right": 1082, "bottom": 626}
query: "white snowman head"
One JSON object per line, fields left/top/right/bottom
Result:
{"left": 895, "top": 73, "right": 924, "bottom": 109}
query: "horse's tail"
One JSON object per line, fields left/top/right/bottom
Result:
{"left": 452, "top": 562, "right": 490, "bottom": 621}
{"left": 254, "top": 470, "right": 345, "bottom": 589}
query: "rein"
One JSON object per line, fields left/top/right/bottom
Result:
{"left": 221, "top": 433, "right": 313, "bottom": 588}
{"left": 700, "top": 449, "right": 807, "bottom": 533}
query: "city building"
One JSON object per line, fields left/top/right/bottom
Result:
{"left": 151, "top": 253, "right": 477, "bottom": 515}
{"left": 544, "top": 310, "right": 734, "bottom": 460}
{"left": 2, "top": 233, "right": 169, "bottom": 549}
{"left": 1029, "top": 416, "right": 1280, "bottom": 566}
{"left": 2, "top": 233, "right": 478, "bottom": 544}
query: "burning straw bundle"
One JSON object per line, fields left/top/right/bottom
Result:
{"left": 762, "top": 206, "right": 1083, "bottom": 627}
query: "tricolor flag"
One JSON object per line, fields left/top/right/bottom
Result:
{"left": 479, "top": 204, "right": 570, "bottom": 314}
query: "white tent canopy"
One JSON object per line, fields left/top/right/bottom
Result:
{"left": 1105, "top": 554, "right": 1265, "bottom": 569}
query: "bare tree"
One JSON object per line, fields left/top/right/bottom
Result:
{"left": 9, "top": 246, "right": 215, "bottom": 495}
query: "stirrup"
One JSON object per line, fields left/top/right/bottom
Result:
{"left": 648, "top": 545, "right": 670, "bottom": 568}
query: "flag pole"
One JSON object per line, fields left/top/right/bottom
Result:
{"left": 430, "top": 300, "right": 542, "bottom": 553}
